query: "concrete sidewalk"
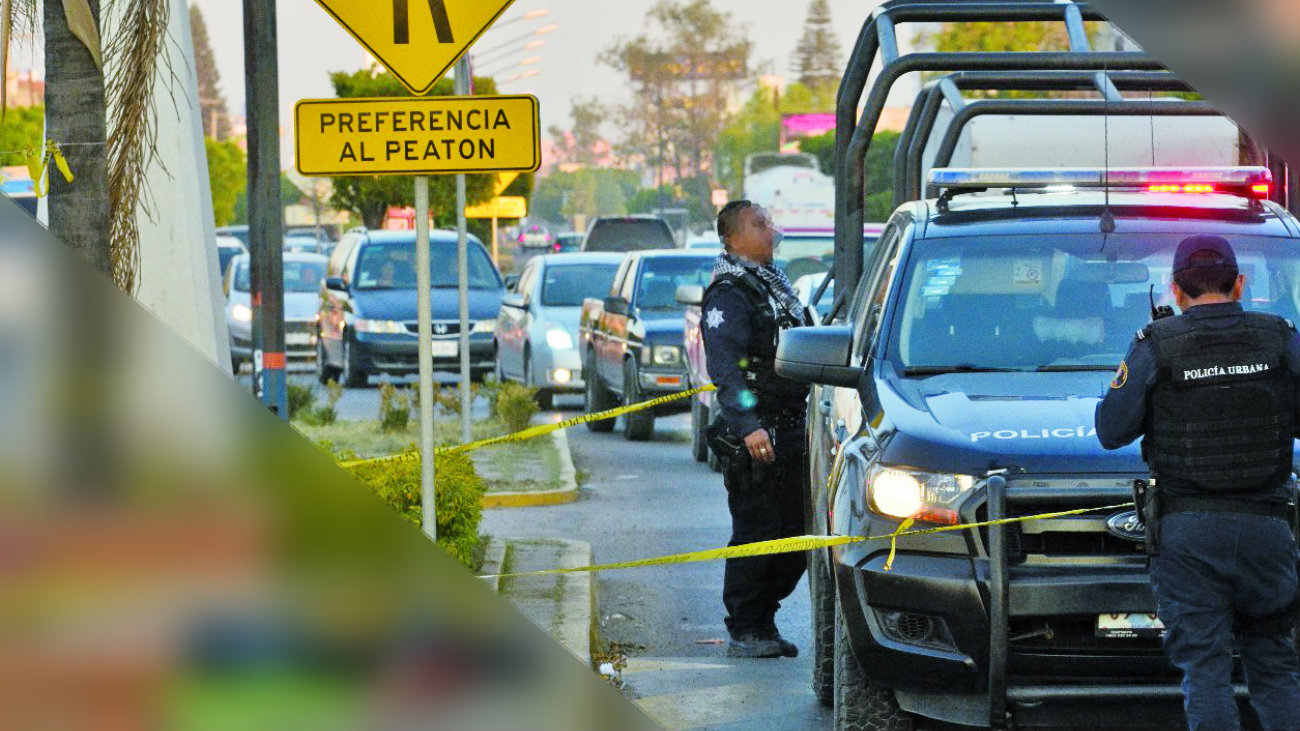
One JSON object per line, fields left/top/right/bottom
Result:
{"left": 481, "top": 536, "right": 595, "bottom": 667}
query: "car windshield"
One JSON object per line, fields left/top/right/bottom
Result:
{"left": 585, "top": 220, "right": 675, "bottom": 252}
{"left": 635, "top": 257, "right": 714, "bottom": 310}
{"left": 886, "top": 232, "right": 1300, "bottom": 372}
{"left": 232, "top": 259, "right": 325, "bottom": 293}
{"left": 355, "top": 241, "right": 500, "bottom": 290}
{"left": 541, "top": 263, "right": 620, "bottom": 306}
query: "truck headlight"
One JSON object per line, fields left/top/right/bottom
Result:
{"left": 651, "top": 345, "right": 681, "bottom": 366}
{"left": 867, "top": 465, "right": 974, "bottom": 524}
{"left": 354, "top": 318, "right": 407, "bottom": 334}
{"left": 472, "top": 318, "right": 497, "bottom": 334}
{"left": 231, "top": 303, "right": 253, "bottom": 322}
{"left": 545, "top": 326, "right": 574, "bottom": 350}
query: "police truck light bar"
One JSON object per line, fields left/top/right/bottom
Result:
{"left": 929, "top": 167, "right": 1272, "bottom": 198}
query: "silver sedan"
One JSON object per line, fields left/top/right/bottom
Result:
{"left": 494, "top": 252, "right": 623, "bottom": 409}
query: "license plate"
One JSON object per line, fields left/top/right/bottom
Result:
{"left": 430, "top": 340, "right": 458, "bottom": 358}
{"left": 286, "top": 333, "right": 312, "bottom": 346}
{"left": 1096, "top": 612, "right": 1164, "bottom": 638}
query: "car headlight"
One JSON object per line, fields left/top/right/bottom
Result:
{"left": 473, "top": 318, "right": 496, "bottom": 334}
{"left": 866, "top": 465, "right": 975, "bottom": 524}
{"left": 354, "top": 318, "right": 407, "bottom": 334}
{"left": 545, "top": 326, "right": 574, "bottom": 350}
{"left": 652, "top": 345, "right": 681, "bottom": 366}
{"left": 231, "top": 303, "right": 253, "bottom": 322}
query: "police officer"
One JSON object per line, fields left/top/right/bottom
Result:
{"left": 1096, "top": 234, "right": 1300, "bottom": 730}
{"left": 702, "top": 200, "right": 811, "bottom": 658}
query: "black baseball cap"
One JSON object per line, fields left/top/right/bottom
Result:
{"left": 1173, "top": 234, "right": 1238, "bottom": 273}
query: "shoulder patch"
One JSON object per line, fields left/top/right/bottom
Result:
{"left": 1110, "top": 360, "right": 1129, "bottom": 390}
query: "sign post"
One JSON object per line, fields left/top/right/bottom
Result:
{"left": 303, "top": 0, "right": 539, "bottom": 543}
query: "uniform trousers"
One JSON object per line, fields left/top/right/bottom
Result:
{"left": 721, "top": 417, "right": 807, "bottom": 637}
{"left": 1149, "top": 511, "right": 1300, "bottom": 730}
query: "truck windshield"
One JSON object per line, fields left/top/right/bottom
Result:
{"left": 886, "top": 233, "right": 1300, "bottom": 372}
{"left": 636, "top": 257, "right": 715, "bottom": 310}
{"left": 541, "top": 263, "right": 620, "bottom": 306}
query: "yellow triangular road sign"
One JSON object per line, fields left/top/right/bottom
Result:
{"left": 312, "top": 0, "right": 518, "bottom": 95}
{"left": 494, "top": 172, "right": 519, "bottom": 196}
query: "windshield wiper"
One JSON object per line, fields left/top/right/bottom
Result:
{"left": 1035, "top": 364, "right": 1118, "bottom": 372}
{"left": 903, "top": 364, "right": 1025, "bottom": 375}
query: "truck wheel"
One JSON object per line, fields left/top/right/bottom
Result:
{"left": 706, "top": 397, "right": 723, "bottom": 473}
{"left": 340, "top": 333, "right": 368, "bottom": 388}
{"left": 584, "top": 351, "right": 616, "bottom": 432}
{"left": 835, "top": 603, "right": 913, "bottom": 731}
{"left": 810, "top": 549, "right": 836, "bottom": 707}
{"left": 690, "top": 397, "right": 708, "bottom": 462}
{"left": 622, "top": 360, "right": 655, "bottom": 441}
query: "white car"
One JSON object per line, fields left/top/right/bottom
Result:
{"left": 494, "top": 252, "right": 624, "bottom": 409}
{"left": 225, "top": 251, "right": 328, "bottom": 371}
{"left": 792, "top": 272, "right": 835, "bottom": 321}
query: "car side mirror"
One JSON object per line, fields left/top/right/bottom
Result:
{"left": 774, "top": 326, "right": 859, "bottom": 387}
{"left": 675, "top": 284, "right": 704, "bottom": 306}
{"left": 603, "top": 296, "right": 630, "bottom": 316}
{"left": 504, "top": 274, "right": 520, "bottom": 291}
{"left": 325, "top": 276, "right": 347, "bottom": 291}
{"left": 502, "top": 293, "right": 526, "bottom": 310}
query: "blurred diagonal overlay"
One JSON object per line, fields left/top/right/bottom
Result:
{"left": 0, "top": 200, "right": 657, "bottom": 730}
{"left": 1089, "top": 0, "right": 1300, "bottom": 167}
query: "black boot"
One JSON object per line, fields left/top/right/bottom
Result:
{"left": 760, "top": 620, "right": 798, "bottom": 658}
{"left": 727, "top": 631, "right": 784, "bottom": 658}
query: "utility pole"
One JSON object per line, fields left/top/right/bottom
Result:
{"left": 456, "top": 56, "right": 474, "bottom": 444}
{"left": 244, "top": 0, "right": 286, "bottom": 419}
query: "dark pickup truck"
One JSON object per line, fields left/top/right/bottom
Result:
{"left": 579, "top": 249, "right": 715, "bottom": 440}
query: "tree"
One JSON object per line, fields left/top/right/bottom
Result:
{"left": 326, "top": 68, "right": 496, "bottom": 229}
{"left": 0, "top": 105, "right": 44, "bottom": 166}
{"left": 190, "top": 3, "right": 230, "bottom": 140}
{"left": 713, "top": 81, "right": 832, "bottom": 195}
{"left": 204, "top": 137, "right": 244, "bottom": 226}
{"left": 602, "top": 0, "right": 752, "bottom": 223}
{"left": 792, "top": 0, "right": 841, "bottom": 93}
{"left": 547, "top": 97, "right": 607, "bottom": 168}
{"left": 531, "top": 169, "right": 638, "bottom": 225}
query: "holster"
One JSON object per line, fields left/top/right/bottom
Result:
{"left": 705, "top": 418, "right": 748, "bottom": 464}
{"left": 1133, "top": 478, "right": 1161, "bottom": 556}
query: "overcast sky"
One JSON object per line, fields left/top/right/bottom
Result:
{"left": 191, "top": 0, "right": 891, "bottom": 150}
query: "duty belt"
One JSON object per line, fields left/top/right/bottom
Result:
{"left": 1160, "top": 495, "right": 1292, "bottom": 520}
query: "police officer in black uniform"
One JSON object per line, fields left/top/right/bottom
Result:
{"left": 1096, "top": 234, "right": 1300, "bottom": 730}
{"left": 702, "top": 200, "right": 811, "bottom": 658}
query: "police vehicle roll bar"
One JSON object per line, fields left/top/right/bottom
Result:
{"left": 895, "top": 70, "right": 1196, "bottom": 202}
{"left": 833, "top": 1, "right": 1159, "bottom": 311}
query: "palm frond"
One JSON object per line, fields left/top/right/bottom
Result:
{"left": 102, "top": 0, "right": 171, "bottom": 295}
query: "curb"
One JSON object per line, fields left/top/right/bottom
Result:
{"left": 480, "top": 428, "right": 579, "bottom": 508}
{"left": 478, "top": 536, "right": 507, "bottom": 594}
{"left": 488, "top": 537, "right": 596, "bottom": 667}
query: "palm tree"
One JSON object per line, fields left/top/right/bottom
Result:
{"left": 5, "top": 0, "right": 171, "bottom": 294}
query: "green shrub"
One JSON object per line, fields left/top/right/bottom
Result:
{"left": 496, "top": 381, "right": 539, "bottom": 433}
{"left": 299, "top": 380, "right": 343, "bottom": 426}
{"left": 433, "top": 382, "right": 482, "bottom": 416}
{"left": 378, "top": 383, "right": 412, "bottom": 432}
{"left": 287, "top": 381, "right": 316, "bottom": 419}
{"left": 477, "top": 375, "right": 503, "bottom": 418}
{"left": 347, "top": 450, "right": 487, "bottom": 569}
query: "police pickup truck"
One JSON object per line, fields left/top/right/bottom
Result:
{"left": 775, "top": 167, "right": 1300, "bottom": 730}
{"left": 579, "top": 249, "right": 714, "bottom": 440}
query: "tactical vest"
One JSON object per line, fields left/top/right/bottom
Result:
{"left": 705, "top": 270, "right": 808, "bottom": 409}
{"left": 1144, "top": 311, "right": 1296, "bottom": 495}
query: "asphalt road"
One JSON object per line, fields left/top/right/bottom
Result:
{"left": 481, "top": 401, "right": 832, "bottom": 731}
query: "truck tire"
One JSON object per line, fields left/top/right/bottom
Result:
{"left": 810, "top": 549, "right": 836, "bottom": 707}
{"left": 835, "top": 602, "right": 913, "bottom": 731}
{"left": 690, "top": 396, "right": 708, "bottom": 462}
{"left": 584, "top": 351, "right": 616, "bottom": 432}
{"left": 622, "top": 360, "right": 655, "bottom": 441}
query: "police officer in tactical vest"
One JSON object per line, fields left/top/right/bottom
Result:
{"left": 702, "top": 200, "right": 811, "bottom": 658}
{"left": 1097, "top": 234, "right": 1300, "bottom": 730}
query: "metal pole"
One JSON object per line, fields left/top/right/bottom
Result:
{"left": 491, "top": 216, "right": 499, "bottom": 266}
{"left": 415, "top": 176, "right": 436, "bottom": 542}
{"left": 244, "top": 0, "right": 285, "bottom": 419}
{"left": 455, "top": 56, "right": 473, "bottom": 444}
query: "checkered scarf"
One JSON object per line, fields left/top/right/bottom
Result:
{"left": 713, "top": 253, "right": 806, "bottom": 324}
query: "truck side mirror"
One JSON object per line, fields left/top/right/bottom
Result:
{"left": 603, "top": 296, "right": 630, "bottom": 316}
{"left": 774, "top": 326, "right": 858, "bottom": 387}
{"left": 505, "top": 274, "right": 520, "bottom": 291}
{"left": 675, "top": 284, "right": 704, "bottom": 306}
{"left": 324, "top": 276, "right": 347, "bottom": 291}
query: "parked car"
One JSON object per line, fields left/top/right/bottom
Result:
{"left": 216, "top": 235, "right": 246, "bottom": 280}
{"left": 494, "top": 253, "right": 623, "bottom": 409}
{"left": 580, "top": 215, "right": 676, "bottom": 253}
{"left": 518, "top": 224, "right": 552, "bottom": 250}
{"left": 317, "top": 229, "right": 504, "bottom": 387}
{"left": 284, "top": 233, "right": 326, "bottom": 255}
{"left": 684, "top": 233, "right": 723, "bottom": 250}
{"left": 552, "top": 232, "right": 583, "bottom": 253}
{"left": 579, "top": 249, "right": 715, "bottom": 440}
{"left": 225, "top": 251, "right": 328, "bottom": 372}
{"left": 215, "top": 224, "right": 249, "bottom": 247}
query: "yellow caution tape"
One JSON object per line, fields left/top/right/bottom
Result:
{"left": 25, "top": 141, "right": 75, "bottom": 198}
{"left": 339, "top": 384, "right": 718, "bottom": 468}
{"left": 477, "top": 502, "right": 1136, "bottom": 579}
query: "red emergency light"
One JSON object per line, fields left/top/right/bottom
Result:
{"left": 1147, "top": 183, "right": 1216, "bottom": 194}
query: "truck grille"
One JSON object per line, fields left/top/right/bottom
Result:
{"left": 976, "top": 493, "right": 1146, "bottom": 565}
